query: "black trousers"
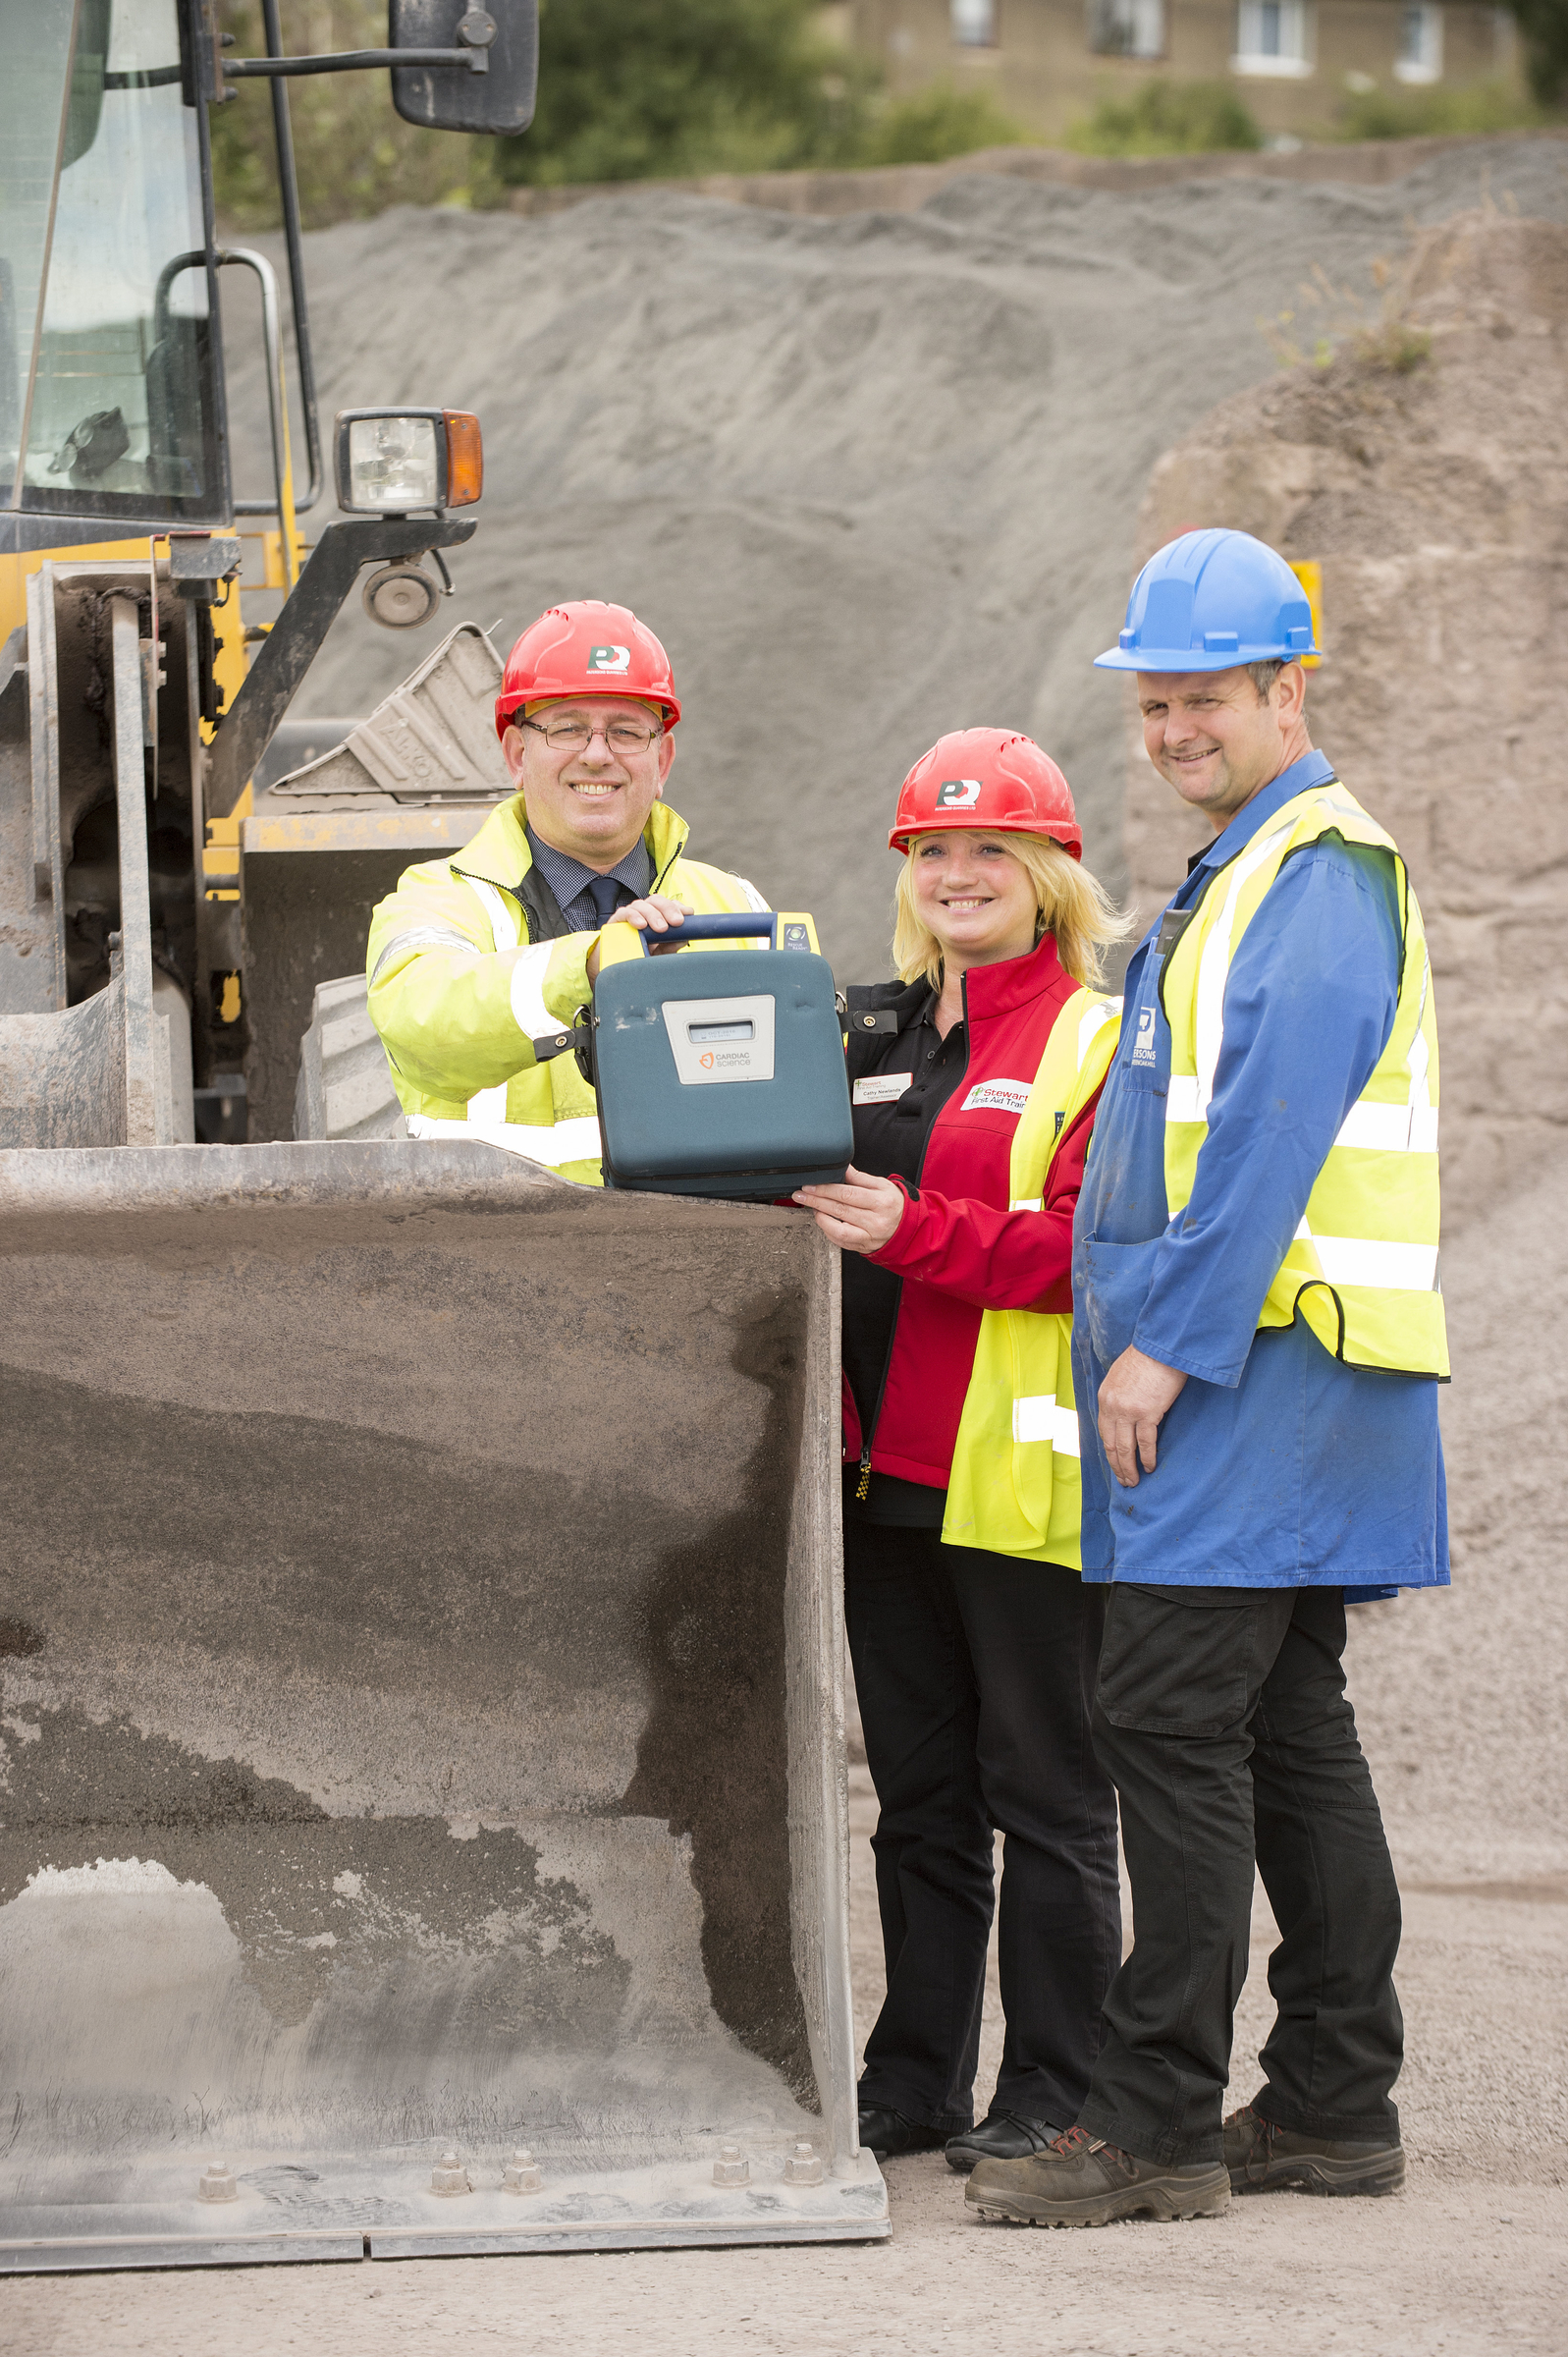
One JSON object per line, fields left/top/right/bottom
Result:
{"left": 843, "top": 1524, "right": 1121, "bottom": 2134}
{"left": 1080, "top": 1582, "right": 1404, "bottom": 2167}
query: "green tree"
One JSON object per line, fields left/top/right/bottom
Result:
{"left": 495, "top": 0, "right": 873, "bottom": 188}
{"left": 1508, "top": 0, "right": 1568, "bottom": 108}
{"left": 1065, "top": 79, "right": 1263, "bottom": 156}
{"left": 211, "top": 1, "right": 475, "bottom": 229}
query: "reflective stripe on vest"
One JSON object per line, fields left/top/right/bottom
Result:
{"left": 1161, "top": 782, "right": 1446, "bottom": 1377}
{"left": 1011, "top": 1393, "right": 1081, "bottom": 1456}
{"left": 942, "top": 987, "right": 1121, "bottom": 1565}
{"left": 460, "top": 879, "right": 522, "bottom": 1127}
{"left": 1293, "top": 1219, "right": 1438, "bottom": 1292}
{"left": 459, "top": 876, "right": 588, "bottom": 1140}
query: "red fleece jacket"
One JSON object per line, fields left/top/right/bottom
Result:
{"left": 842, "top": 936, "right": 1100, "bottom": 1489}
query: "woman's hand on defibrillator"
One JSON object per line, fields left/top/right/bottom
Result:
{"left": 793, "top": 1167, "right": 906, "bottom": 1254}
{"left": 585, "top": 897, "right": 690, "bottom": 981}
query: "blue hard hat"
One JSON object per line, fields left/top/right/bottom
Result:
{"left": 1095, "top": 527, "right": 1319, "bottom": 673}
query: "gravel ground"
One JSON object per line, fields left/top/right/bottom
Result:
{"left": 4, "top": 1839, "right": 1562, "bottom": 2356}
{"left": 3, "top": 1252, "right": 1561, "bottom": 2355}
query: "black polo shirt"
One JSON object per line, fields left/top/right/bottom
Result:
{"left": 840, "top": 977, "right": 972, "bottom": 1529}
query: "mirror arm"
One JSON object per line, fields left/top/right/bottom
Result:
{"left": 225, "top": 47, "right": 489, "bottom": 79}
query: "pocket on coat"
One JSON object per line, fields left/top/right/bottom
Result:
{"left": 1096, "top": 1582, "right": 1264, "bottom": 1737}
{"left": 1081, "top": 1236, "right": 1163, "bottom": 1370}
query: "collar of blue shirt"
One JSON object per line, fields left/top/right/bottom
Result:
{"left": 1184, "top": 747, "right": 1337, "bottom": 878}
{"left": 526, "top": 823, "right": 653, "bottom": 919}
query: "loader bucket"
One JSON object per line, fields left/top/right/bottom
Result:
{"left": 0, "top": 1141, "right": 884, "bottom": 2271}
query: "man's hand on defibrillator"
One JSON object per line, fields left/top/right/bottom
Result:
{"left": 1098, "top": 1345, "right": 1188, "bottom": 1488}
{"left": 793, "top": 1168, "right": 905, "bottom": 1254}
{"left": 585, "top": 897, "right": 690, "bottom": 982}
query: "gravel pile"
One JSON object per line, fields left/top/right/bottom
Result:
{"left": 233, "top": 135, "right": 1568, "bottom": 981}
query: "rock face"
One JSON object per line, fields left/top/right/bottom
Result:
{"left": 1125, "top": 213, "right": 1568, "bottom": 1886}
{"left": 1122, "top": 211, "right": 1568, "bottom": 1234}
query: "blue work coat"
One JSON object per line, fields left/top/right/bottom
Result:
{"left": 1072, "top": 749, "right": 1448, "bottom": 1594}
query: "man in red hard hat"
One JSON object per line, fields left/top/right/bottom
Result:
{"left": 366, "top": 600, "right": 770, "bottom": 1181}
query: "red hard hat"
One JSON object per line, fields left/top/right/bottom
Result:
{"left": 494, "top": 600, "right": 681, "bottom": 741}
{"left": 889, "top": 730, "right": 1082, "bottom": 859}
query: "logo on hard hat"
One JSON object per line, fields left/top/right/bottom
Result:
{"left": 587, "top": 644, "right": 631, "bottom": 674}
{"left": 936, "top": 779, "right": 983, "bottom": 809}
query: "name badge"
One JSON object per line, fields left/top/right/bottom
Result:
{"left": 853, "top": 1073, "right": 913, "bottom": 1106}
{"left": 961, "top": 1078, "right": 1031, "bottom": 1116}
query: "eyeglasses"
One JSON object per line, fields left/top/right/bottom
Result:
{"left": 518, "top": 717, "right": 662, "bottom": 754}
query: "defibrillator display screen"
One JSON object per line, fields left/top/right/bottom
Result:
{"left": 660, "top": 993, "right": 777, "bottom": 1084}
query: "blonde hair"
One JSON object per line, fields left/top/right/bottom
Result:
{"left": 892, "top": 831, "right": 1132, "bottom": 992}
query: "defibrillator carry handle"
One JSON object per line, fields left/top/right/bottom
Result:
{"left": 636, "top": 912, "right": 779, "bottom": 953}
{"left": 532, "top": 912, "right": 816, "bottom": 1091}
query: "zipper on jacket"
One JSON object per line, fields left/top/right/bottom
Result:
{"left": 450, "top": 862, "right": 539, "bottom": 947}
{"left": 853, "top": 974, "right": 972, "bottom": 1491}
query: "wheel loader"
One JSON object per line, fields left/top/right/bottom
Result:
{"left": 0, "top": 0, "right": 882, "bottom": 2269}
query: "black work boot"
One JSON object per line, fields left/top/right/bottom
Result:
{"left": 966, "top": 2123, "right": 1230, "bottom": 2226}
{"left": 857, "top": 2102, "right": 948, "bottom": 2159}
{"left": 945, "top": 2112, "right": 1064, "bottom": 2174}
{"left": 1224, "top": 2101, "right": 1405, "bottom": 2197}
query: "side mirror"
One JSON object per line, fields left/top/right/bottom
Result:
{"left": 389, "top": 0, "right": 538, "bottom": 135}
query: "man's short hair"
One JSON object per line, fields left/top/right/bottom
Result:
{"left": 1245, "top": 658, "right": 1286, "bottom": 701}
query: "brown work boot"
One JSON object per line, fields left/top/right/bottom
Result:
{"left": 965, "top": 2123, "right": 1230, "bottom": 2227}
{"left": 1223, "top": 2101, "right": 1405, "bottom": 2198}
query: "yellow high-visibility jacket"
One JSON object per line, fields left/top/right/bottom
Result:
{"left": 366, "top": 795, "right": 769, "bottom": 1184}
{"left": 942, "top": 989, "right": 1121, "bottom": 1565}
{"left": 1162, "top": 779, "right": 1446, "bottom": 1376}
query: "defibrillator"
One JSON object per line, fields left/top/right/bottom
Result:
{"left": 535, "top": 912, "right": 852, "bottom": 1200}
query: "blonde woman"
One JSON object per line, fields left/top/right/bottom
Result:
{"left": 795, "top": 731, "right": 1129, "bottom": 2175}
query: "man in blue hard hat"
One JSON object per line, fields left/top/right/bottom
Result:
{"left": 967, "top": 527, "right": 1448, "bottom": 2229}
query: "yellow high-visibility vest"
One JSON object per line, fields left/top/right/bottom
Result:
{"left": 943, "top": 990, "right": 1121, "bottom": 1565}
{"left": 1162, "top": 778, "right": 1447, "bottom": 1376}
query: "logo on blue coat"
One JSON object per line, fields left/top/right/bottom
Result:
{"left": 1131, "top": 1004, "right": 1158, "bottom": 1068}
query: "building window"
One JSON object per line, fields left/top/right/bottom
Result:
{"left": 1232, "top": 0, "right": 1314, "bottom": 77}
{"left": 951, "top": 0, "right": 999, "bottom": 47}
{"left": 1395, "top": 3, "right": 1443, "bottom": 81}
{"left": 1088, "top": 0, "right": 1166, "bottom": 58}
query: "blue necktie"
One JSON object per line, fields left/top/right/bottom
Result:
{"left": 586, "top": 873, "right": 624, "bottom": 926}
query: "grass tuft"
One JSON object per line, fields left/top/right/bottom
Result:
{"left": 1064, "top": 79, "right": 1264, "bottom": 157}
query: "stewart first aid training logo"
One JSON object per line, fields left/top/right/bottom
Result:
{"left": 587, "top": 644, "right": 631, "bottom": 674}
{"left": 961, "top": 1078, "right": 1032, "bottom": 1116}
{"left": 1131, "top": 1005, "right": 1158, "bottom": 1068}
{"left": 935, "top": 779, "right": 983, "bottom": 809}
